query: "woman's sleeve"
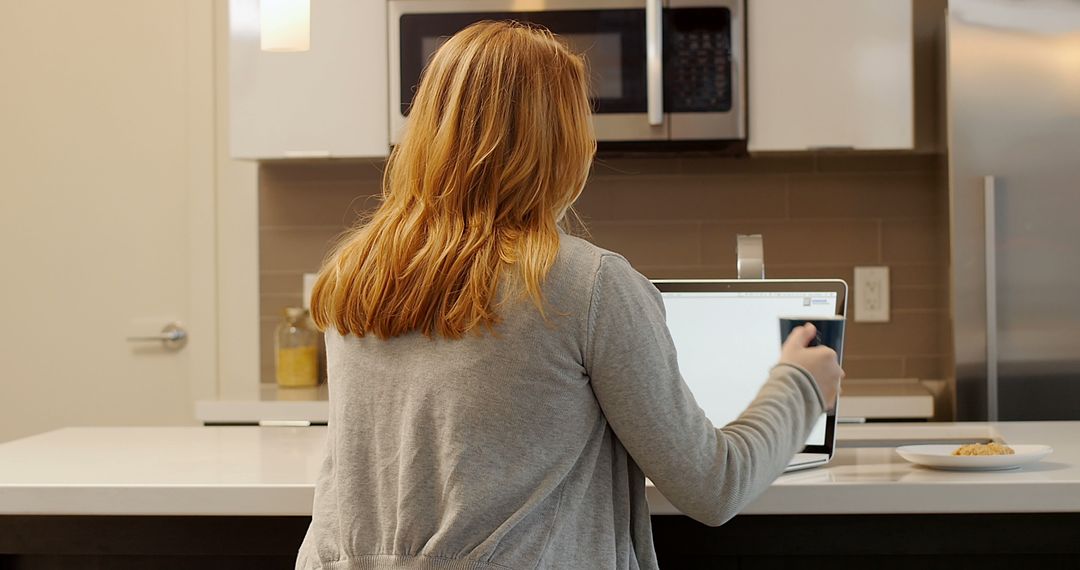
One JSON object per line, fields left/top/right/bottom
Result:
{"left": 584, "top": 254, "right": 825, "bottom": 526}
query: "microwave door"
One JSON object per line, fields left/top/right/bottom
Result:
{"left": 666, "top": 0, "right": 746, "bottom": 140}
{"left": 388, "top": 0, "right": 669, "bottom": 143}
{"left": 584, "top": 0, "right": 668, "bottom": 141}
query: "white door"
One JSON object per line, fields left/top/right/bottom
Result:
{"left": 0, "top": 0, "right": 217, "bottom": 442}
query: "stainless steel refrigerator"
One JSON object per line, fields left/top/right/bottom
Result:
{"left": 947, "top": 0, "right": 1080, "bottom": 420}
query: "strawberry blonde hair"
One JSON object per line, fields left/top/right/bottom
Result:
{"left": 311, "top": 21, "right": 596, "bottom": 339}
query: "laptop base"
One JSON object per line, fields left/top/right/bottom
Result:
{"left": 784, "top": 453, "right": 831, "bottom": 473}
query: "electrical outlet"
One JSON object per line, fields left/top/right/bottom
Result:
{"left": 854, "top": 266, "right": 890, "bottom": 323}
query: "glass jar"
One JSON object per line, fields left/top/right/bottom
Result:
{"left": 275, "top": 307, "right": 319, "bottom": 388}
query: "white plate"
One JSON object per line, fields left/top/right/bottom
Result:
{"left": 895, "top": 444, "right": 1054, "bottom": 471}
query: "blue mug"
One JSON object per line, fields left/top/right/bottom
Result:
{"left": 779, "top": 316, "right": 846, "bottom": 364}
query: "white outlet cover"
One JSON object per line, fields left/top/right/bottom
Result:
{"left": 854, "top": 266, "right": 890, "bottom": 323}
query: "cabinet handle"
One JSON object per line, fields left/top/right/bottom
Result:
{"left": 646, "top": 0, "right": 663, "bottom": 126}
{"left": 807, "top": 145, "right": 856, "bottom": 151}
{"left": 283, "top": 150, "right": 331, "bottom": 158}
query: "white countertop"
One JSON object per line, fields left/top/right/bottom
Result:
{"left": 195, "top": 379, "right": 934, "bottom": 424}
{"left": 195, "top": 383, "right": 330, "bottom": 425}
{"left": 0, "top": 427, "right": 325, "bottom": 516}
{"left": 652, "top": 421, "right": 1080, "bottom": 515}
{"left": 0, "top": 422, "right": 1076, "bottom": 516}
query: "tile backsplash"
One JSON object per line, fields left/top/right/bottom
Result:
{"left": 259, "top": 153, "right": 950, "bottom": 386}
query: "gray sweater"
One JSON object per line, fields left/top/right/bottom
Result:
{"left": 296, "top": 235, "right": 824, "bottom": 570}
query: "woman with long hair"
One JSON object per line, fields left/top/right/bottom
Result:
{"left": 296, "top": 20, "right": 842, "bottom": 570}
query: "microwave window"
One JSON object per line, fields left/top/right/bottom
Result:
{"left": 559, "top": 33, "right": 623, "bottom": 100}
{"left": 420, "top": 36, "right": 448, "bottom": 65}
{"left": 420, "top": 33, "right": 623, "bottom": 100}
{"left": 399, "top": 11, "right": 647, "bottom": 116}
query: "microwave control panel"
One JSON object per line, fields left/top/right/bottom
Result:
{"left": 665, "top": 8, "right": 733, "bottom": 113}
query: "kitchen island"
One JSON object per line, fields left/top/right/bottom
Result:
{"left": 1, "top": 422, "right": 1078, "bottom": 568}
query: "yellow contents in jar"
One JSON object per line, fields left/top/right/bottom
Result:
{"left": 276, "top": 346, "right": 319, "bottom": 387}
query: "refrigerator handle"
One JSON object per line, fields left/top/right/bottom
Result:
{"left": 984, "top": 175, "right": 999, "bottom": 421}
{"left": 646, "top": 0, "right": 664, "bottom": 126}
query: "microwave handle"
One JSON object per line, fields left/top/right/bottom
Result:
{"left": 646, "top": 0, "right": 663, "bottom": 126}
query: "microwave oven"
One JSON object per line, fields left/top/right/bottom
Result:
{"left": 388, "top": 0, "right": 746, "bottom": 146}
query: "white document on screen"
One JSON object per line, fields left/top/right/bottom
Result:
{"left": 661, "top": 292, "right": 837, "bottom": 446}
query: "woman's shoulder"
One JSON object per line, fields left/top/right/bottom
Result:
{"left": 552, "top": 233, "right": 646, "bottom": 295}
{"left": 552, "top": 234, "right": 661, "bottom": 326}
{"left": 557, "top": 233, "right": 627, "bottom": 277}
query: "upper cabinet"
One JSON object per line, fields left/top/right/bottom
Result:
{"left": 748, "top": 0, "right": 914, "bottom": 152}
{"left": 229, "top": 0, "right": 388, "bottom": 159}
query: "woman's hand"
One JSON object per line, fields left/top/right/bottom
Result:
{"left": 779, "top": 324, "right": 844, "bottom": 412}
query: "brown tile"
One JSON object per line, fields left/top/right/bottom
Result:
{"left": 813, "top": 153, "right": 940, "bottom": 173}
{"left": 892, "top": 286, "right": 941, "bottom": 310}
{"left": 575, "top": 174, "right": 787, "bottom": 221}
{"left": 261, "top": 271, "right": 305, "bottom": 295}
{"left": 937, "top": 347, "right": 954, "bottom": 373}
{"left": 696, "top": 175, "right": 788, "bottom": 220}
{"left": 767, "top": 264, "right": 855, "bottom": 285}
{"left": 256, "top": 156, "right": 954, "bottom": 390}
{"left": 890, "top": 264, "right": 944, "bottom": 287}
{"left": 633, "top": 264, "right": 859, "bottom": 286}
{"left": 260, "top": 178, "right": 381, "bottom": 227}
{"left": 575, "top": 177, "right": 703, "bottom": 221}
{"left": 260, "top": 160, "right": 386, "bottom": 184}
{"left": 260, "top": 318, "right": 277, "bottom": 384}
{"left": 681, "top": 154, "right": 816, "bottom": 175}
{"left": 936, "top": 279, "right": 952, "bottom": 312}
{"left": 702, "top": 220, "right": 879, "bottom": 266}
{"left": 261, "top": 293, "right": 304, "bottom": 319}
{"left": 259, "top": 227, "right": 345, "bottom": 272}
{"left": 633, "top": 265, "right": 737, "bottom": 279}
{"left": 844, "top": 312, "right": 944, "bottom": 356}
{"left": 882, "top": 220, "right": 943, "bottom": 264}
{"left": 585, "top": 222, "right": 701, "bottom": 266}
{"left": 762, "top": 265, "right": 942, "bottom": 309}
{"left": 904, "top": 355, "right": 947, "bottom": 380}
{"left": 841, "top": 356, "right": 905, "bottom": 379}
{"left": 788, "top": 172, "right": 939, "bottom": 219}
{"left": 589, "top": 156, "right": 681, "bottom": 177}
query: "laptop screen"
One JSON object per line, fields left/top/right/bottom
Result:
{"left": 660, "top": 290, "right": 839, "bottom": 447}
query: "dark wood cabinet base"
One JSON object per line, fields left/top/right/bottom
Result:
{"left": 2, "top": 514, "right": 1078, "bottom": 569}
{"left": 653, "top": 514, "right": 1080, "bottom": 569}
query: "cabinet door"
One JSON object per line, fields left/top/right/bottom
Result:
{"left": 229, "top": 0, "right": 388, "bottom": 159}
{"left": 748, "top": 0, "right": 913, "bottom": 151}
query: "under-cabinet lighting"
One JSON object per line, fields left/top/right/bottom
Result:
{"left": 260, "top": 0, "right": 310, "bottom": 52}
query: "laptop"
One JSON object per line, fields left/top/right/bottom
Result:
{"left": 652, "top": 279, "right": 848, "bottom": 472}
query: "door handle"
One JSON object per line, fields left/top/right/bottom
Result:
{"left": 983, "top": 175, "right": 999, "bottom": 421}
{"left": 646, "top": 0, "right": 663, "bottom": 126}
{"left": 126, "top": 322, "right": 188, "bottom": 350}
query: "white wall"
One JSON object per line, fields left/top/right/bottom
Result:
{"left": 214, "top": 0, "right": 262, "bottom": 399}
